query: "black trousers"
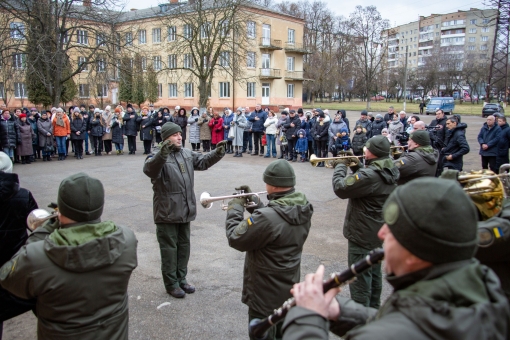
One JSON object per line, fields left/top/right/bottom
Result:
{"left": 91, "top": 136, "right": 102, "bottom": 154}
{"left": 253, "top": 132, "right": 262, "bottom": 154}
{"left": 316, "top": 140, "right": 328, "bottom": 157}
{"left": 287, "top": 137, "right": 297, "bottom": 160}
{"left": 0, "top": 286, "right": 36, "bottom": 323}
{"left": 72, "top": 140, "right": 83, "bottom": 156}
{"left": 103, "top": 140, "right": 112, "bottom": 153}
{"left": 191, "top": 143, "right": 201, "bottom": 151}
{"left": 243, "top": 131, "right": 253, "bottom": 152}
{"left": 202, "top": 140, "right": 211, "bottom": 152}
{"left": 481, "top": 155, "right": 498, "bottom": 172}
{"left": 127, "top": 135, "right": 137, "bottom": 152}
{"left": 143, "top": 140, "right": 152, "bottom": 154}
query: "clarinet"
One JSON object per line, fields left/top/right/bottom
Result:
{"left": 248, "top": 248, "right": 384, "bottom": 340}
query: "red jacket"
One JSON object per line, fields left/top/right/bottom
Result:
{"left": 208, "top": 117, "right": 224, "bottom": 144}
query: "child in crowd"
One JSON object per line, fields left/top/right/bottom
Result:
{"left": 295, "top": 129, "right": 308, "bottom": 162}
{"left": 335, "top": 128, "right": 351, "bottom": 154}
{"left": 351, "top": 124, "right": 367, "bottom": 156}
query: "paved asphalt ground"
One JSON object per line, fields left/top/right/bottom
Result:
{"left": 3, "top": 111, "right": 487, "bottom": 339}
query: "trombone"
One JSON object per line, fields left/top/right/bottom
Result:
{"left": 309, "top": 154, "right": 363, "bottom": 167}
{"left": 200, "top": 190, "right": 267, "bottom": 210}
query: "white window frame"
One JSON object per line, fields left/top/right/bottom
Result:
{"left": 79, "top": 84, "right": 90, "bottom": 98}
{"left": 287, "top": 57, "right": 295, "bottom": 71}
{"left": 9, "top": 22, "right": 25, "bottom": 39}
{"left": 167, "top": 26, "right": 176, "bottom": 42}
{"left": 482, "top": 36, "right": 488, "bottom": 42}
{"left": 481, "top": 45, "right": 488, "bottom": 50}
{"left": 152, "top": 28, "right": 161, "bottom": 43}
{"left": 287, "top": 83, "right": 294, "bottom": 98}
{"left": 470, "top": 19, "right": 477, "bottom": 24}
{"left": 168, "top": 54, "right": 177, "bottom": 69}
{"left": 97, "top": 84, "right": 108, "bottom": 97}
{"left": 77, "top": 30, "right": 88, "bottom": 45}
{"left": 96, "top": 58, "right": 106, "bottom": 72}
{"left": 219, "top": 82, "right": 230, "bottom": 98}
{"left": 247, "top": 52, "right": 256, "bottom": 68}
{"left": 78, "top": 56, "right": 88, "bottom": 71}
{"left": 138, "top": 29, "right": 146, "bottom": 44}
{"left": 287, "top": 29, "right": 295, "bottom": 44}
{"left": 141, "top": 57, "right": 147, "bottom": 71}
{"left": 247, "top": 82, "right": 256, "bottom": 98}
{"left": 220, "top": 51, "right": 230, "bottom": 67}
{"left": 168, "top": 83, "right": 177, "bottom": 97}
{"left": 0, "top": 82, "right": 4, "bottom": 98}
{"left": 153, "top": 56, "right": 162, "bottom": 70}
{"left": 96, "top": 33, "right": 106, "bottom": 47}
{"left": 220, "top": 20, "right": 229, "bottom": 37}
{"left": 247, "top": 21, "right": 256, "bottom": 39}
{"left": 468, "top": 45, "right": 475, "bottom": 51}
{"left": 468, "top": 37, "right": 475, "bottom": 42}
{"left": 14, "top": 82, "right": 27, "bottom": 98}
{"left": 183, "top": 24, "right": 193, "bottom": 40}
{"left": 201, "top": 22, "right": 210, "bottom": 39}
{"left": 469, "top": 28, "right": 477, "bottom": 33}
{"left": 126, "top": 32, "right": 133, "bottom": 46}
{"left": 184, "top": 82, "right": 194, "bottom": 97}
{"left": 482, "top": 27, "right": 490, "bottom": 33}
{"left": 184, "top": 54, "right": 193, "bottom": 69}
{"left": 13, "top": 54, "right": 25, "bottom": 69}
{"left": 158, "top": 83, "right": 163, "bottom": 98}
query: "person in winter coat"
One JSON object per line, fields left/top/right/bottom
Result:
{"left": 355, "top": 111, "right": 372, "bottom": 138}
{"left": 331, "top": 136, "right": 399, "bottom": 308}
{"left": 339, "top": 109, "right": 350, "bottom": 133}
{"left": 429, "top": 109, "right": 447, "bottom": 150}
{"left": 383, "top": 106, "right": 396, "bottom": 127}
{"left": 222, "top": 109, "right": 234, "bottom": 154}
{"left": 27, "top": 112, "right": 39, "bottom": 161}
{"left": 52, "top": 108, "right": 70, "bottom": 160}
{"left": 198, "top": 111, "right": 212, "bottom": 152}
{"left": 313, "top": 111, "right": 330, "bottom": 167}
{"left": 439, "top": 117, "right": 469, "bottom": 173}
{"left": 242, "top": 108, "right": 253, "bottom": 154}
{"left": 284, "top": 110, "right": 301, "bottom": 162}
{"left": 394, "top": 130, "right": 438, "bottom": 185}
{"left": 70, "top": 109, "right": 86, "bottom": 159}
{"left": 302, "top": 112, "right": 314, "bottom": 160}
{"left": 89, "top": 110, "right": 104, "bottom": 156}
{"left": 248, "top": 104, "right": 267, "bottom": 156}
{"left": 333, "top": 128, "right": 351, "bottom": 155}
{"left": 388, "top": 114, "right": 404, "bottom": 145}
{"left": 295, "top": 129, "right": 308, "bottom": 162}
{"left": 496, "top": 116, "right": 510, "bottom": 171}
{"left": 477, "top": 115, "right": 501, "bottom": 172}
{"left": 0, "top": 173, "right": 138, "bottom": 340}
{"left": 123, "top": 105, "right": 141, "bottom": 154}
{"left": 17, "top": 114, "right": 36, "bottom": 164}
{"left": 263, "top": 110, "right": 278, "bottom": 158}
{"left": 351, "top": 125, "right": 368, "bottom": 156}
{"left": 37, "top": 111, "right": 54, "bottom": 161}
{"left": 0, "top": 110, "right": 20, "bottom": 162}
{"left": 276, "top": 111, "right": 288, "bottom": 159}
{"left": 111, "top": 108, "right": 124, "bottom": 154}
{"left": 399, "top": 111, "right": 409, "bottom": 131}
{"left": 152, "top": 110, "right": 165, "bottom": 144}
{"left": 188, "top": 107, "right": 201, "bottom": 152}
{"left": 175, "top": 108, "right": 188, "bottom": 148}
{"left": 139, "top": 107, "right": 154, "bottom": 155}
{"left": 281, "top": 178, "right": 509, "bottom": 340}
{"left": 381, "top": 128, "right": 391, "bottom": 143}
{"left": 371, "top": 114, "right": 386, "bottom": 136}
{"left": 328, "top": 114, "right": 347, "bottom": 155}
{"left": 80, "top": 105, "right": 91, "bottom": 155}
{"left": 162, "top": 107, "right": 174, "bottom": 123}
{"left": 232, "top": 108, "right": 248, "bottom": 157}
{"left": 208, "top": 111, "right": 224, "bottom": 150}
{"left": 225, "top": 161, "right": 313, "bottom": 339}
{"left": 101, "top": 106, "right": 114, "bottom": 155}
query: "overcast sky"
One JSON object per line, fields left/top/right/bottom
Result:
{"left": 122, "top": 0, "right": 491, "bottom": 27}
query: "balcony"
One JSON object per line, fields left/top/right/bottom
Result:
{"left": 259, "top": 68, "right": 282, "bottom": 79}
{"left": 259, "top": 38, "right": 283, "bottom": 50}
{"left": 284, "top": 42, "right": 310, "bottom": 54}
{"left": 285, "top": 70, "right": 304, "bottom": 80}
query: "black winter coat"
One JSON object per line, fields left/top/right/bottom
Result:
{"left": 122, "top": 112, "right": 141, "bottom": 136}
{"left": 371, "top": 119, "right": 386, "bottom": 136}
{"left": 0, "top": 118, "right": 8, "bottom": 150}
{"left": 477, "top": 123, "right": 501, "bottom": 157}
{"left": 111, "top": 119, "right": 124, "bottom": 145}
{"left": 429, "top": 117, "right": 447, "bottom": 149}
{"left": 441, "top": 123, "right": 470, "bottom": 171}
{"left": 314, "top": 121, "right": 330, "bottom": 141}
{"left": 139, "top": 117, "right": 153, "bottom": 141}
{"left": 284, "top": 115, "right": 302, "bottom": 140}
{"left": 70, "top": 117, "right": 86, "bottom": 140}
{"left": 0, "top": 116, "right": 20, "bottom": 148}
{"left": 89, "top": 119, "right": 104, "bottom": 137}
{"left": 0, "top": 172, "right": 38, "bottom": 267}
{"left": 351, "top": 131, "right": 368, "bottom": 154}
{"left": 496, "top": 123, "right": 510, "bottom": 167}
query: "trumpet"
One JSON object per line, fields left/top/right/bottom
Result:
{"left": 309, "top": 154, "right": 363, "bottom": 167}
{"left": 26, "top": 209, "right": 58, "bottom": 231}
{"left": 200, "top": 190, "right": 267, "bottom": 210}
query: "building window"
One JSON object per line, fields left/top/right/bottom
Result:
{"left": 481, "top": 45, "right": 488, "bottom": 51}
{"left": 115, "top": 59, "right": 120, "bottom": 79}
{"left": 247, "top": 82, "right": 255, "bottom": 97}
{"left": 482, "top": 36, "right": 488, "bottom": 42}
{"left": 287, "top": 84, "right": 294, "bottom": 98}
{"left": 483, "top": 19, "right": 490, "bottom": 24}
{"left": 138, "top": 30, "right": 146, "bottom": 44}
{"left": 141, "top": 57, "right": 147, "bottom": 71}
{"left": 468, "top": 45, "right": 475, "bottom": 51}
{"left": 115, "top": 33, "right": 121, "bottom": 51}
{"left": 482, "top": 27, "right": 490, "bottom": 33}
{"left": 167, "top": 26, "right": 176, "bottom": 41}
{"left": 220, "top": 20, "right": 229, "bottom": 37}
{"left": 436, "top": 32, "right": 439, "bottom": 36}
{"left": 201, "top": 22, "right": 210, "bottom": 39}
{"left": 468, "top": 37, "right": 475, "bottom": 42}
{"left": 152, "top": 28, "right": 161, "bottom": 43}
{"left": 158, "top": 83, "right": 163, "bottom": 98}
{"left": 168, "top": 83, "right": 177, "bottom": 97}
{"left": 153, "top": 56, "right": 162, "bottom": 70}
{"left": 220, "top": 51, "right": 230, "bottom": 67}
{"left": 62, "top": 32, "right": 69, "bottom": 44}
{"left": 184, "top": 82, "right": 194, "bottom": 97}
{"left": 79, "top": 84, "right": 89, "bottom": 98}
{"left": 96, "top": 58, "right": 106, "bottom": 72}
{"left": 14, "top": 82, "right": 27, "bottom": 98}
{"left": 203, "top": 56, "right": 209, "bottom": 69}
{"left": 96, "top": 33, "right": 106, "bottom": 47}
{"left": 184, "top": 54, "right": 193, "bottom": 69}
{"left": 0, "top": 83, "right": 4, "bottom": 98}
{"left": 77, "top": 30, "right": 88, "bottom": 45}
{"left": 247, "top": 52, "right": 256, "bottom": 68}
{"left": 9, "top": 22, "right": 25, "bottom": 39}
{"left": 168, "top": 54, "right": 177, "bottom": 69}
{"left": 78, "top": 56, "right": 88, "bottom": 71}
{"left": 13, "top": 54, "right": 25, "bottom": 69}
{"left": 287, "top": 29, "right": 295, "bottom": 44}
{"left": 287, "top": 57, "right": 295, "bottom": 71}
{"left": 219, "top": 82, "right": 230, "bottom": 98}
{"left": 126, "top": 32, "right": 133, "bottom": 46}
{"left": 183, "top": 24, "right": 193, "bottom": 40}
{"left": 469, "top": 28, "right": 476, "bottom": 33}
{"left": 247, "top": 21, "right": 256, "bottom": 38}
{"left": 97, "top": 84, "right": 108, "bottom": 97}
{"left": 470, "top": 19, "right": 477, "bottom": 24}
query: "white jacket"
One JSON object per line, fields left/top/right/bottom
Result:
{"left": 264, "top": 116, "right": 278, "bottom": 135}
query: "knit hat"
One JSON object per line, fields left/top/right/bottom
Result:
{"left": 263, "top": 160, "right": 296, "bottom": 187}
{"left": 383, "top": 178, "right": 478, "bottom": 264}
{"left": 361, "top": 110, "right": 368, "bottom": 116}
{"left": 105, "top": 105, "right": 111, "bottom": 111}
{"left": 161, "top": 122, "right": 182, "bottom": 141}
{"left": 305, "top": 111, "right": 312, "bottom": 117}
{"left": 19, "top": 113, "right": 26, "bottom": 118}
{"left": 0, "top": 152, "right": 13, "bottom": 173}
{"left": 297, "top": 108, "right": 303, "bottom": 114}
{"left": 316, "top": 109, "right": 325, "bottom": 118}
{"left": 376, "top": 114, "right": 383, "bottom": 119}
{"left": 114, "top": 107, "right": 122, "bottom": 113}
{"left": 94, "top": 108, "right": 100, "bottom": 113}
{"left": 126, "top": 103, "right": 133, "bottom": 109}
{"left": 57, "top": 173, "right": 104, "bottom": 222}
{"left": 365, "top": 135, "right": 390, "bottom": 158}
{"left": 381, "top": 128, "right": 389, "bottom": 133}
{"left": 73, "top": 107, "right": 80, "bottom": 113}
{"left": 409, "top": 130, "right": 430, "bottom": 146}
{"left": 340, "top": 128, "right": 348, "bottom": 134}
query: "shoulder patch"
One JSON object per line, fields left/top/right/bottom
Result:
{"left": 234, "top": 221, "right": 249, "bottom": 236}
{"left": 396, "top": 159, "right": 406, "bottom": 168}
{"left": 345, "top": 176, "right": 356, "bottom": 186}
{"left": 0, "top": 259, "right": 16, "bottom": 280}
{"left": 247, "top": 216, "right": 254, "bottom": 226}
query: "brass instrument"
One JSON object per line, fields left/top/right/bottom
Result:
{"left": 309, "top": 154, "right": 363, "bottom": 167}
{"left": 458, "top": 167, "right": 510, "bottom": 220}
{"left": 200, "top": 190, "right": 267, "bottom": 210}
{"left": 391, "top": 145, "right": 408, "bottom": 159}
{"left": 26, "top": 209, "right": 58, "bottom": 231}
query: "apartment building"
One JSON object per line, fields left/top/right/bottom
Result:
{"left": 1, "top": 0, "right": 307, "bottom": 110}
{"left": 384, "top": 8, "right": 497, "bottom": 70}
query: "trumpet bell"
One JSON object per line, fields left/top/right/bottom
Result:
{"left": 459, "top": 170, "right": 505, "bottom": 220}
{"left": 26, "top": 209, "right": 58, "bottom": 231}
{"left": 200, "top": 192, "right": 213, "bottom": 209}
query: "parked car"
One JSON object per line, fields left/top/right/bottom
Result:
{"left": 482, "top": 103, "right": 505, "bottom": 117}
{"left": 370, "top": 95, "right": 385, "bottom": 101}
{"left": 426, "top": 97, "right": 455, "bottom": 115}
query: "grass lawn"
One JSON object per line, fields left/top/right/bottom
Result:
{"left": 302, "top": 100, "right": 489, "bottom": 116}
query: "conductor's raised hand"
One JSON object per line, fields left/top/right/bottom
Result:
{"left": 215, "top": 140, "right": 228, "bottom": 155}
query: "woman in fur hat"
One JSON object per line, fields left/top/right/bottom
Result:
{"left": 18, "top": 114, "right": 36, "bottom": 164}
{"left": 111, "top": 107, "right": 124, "bottom": 154}
{"left": 70, "top": 108, "right": 86, "bottom": 159}
{"left": 188, "top": 107, "right": 201, "bottom": 151}
{"left": 174, "top": 108, "right": 188, "bottom": 147}
{"left": 101, "top": 105, "right": 114, "bottom": 155}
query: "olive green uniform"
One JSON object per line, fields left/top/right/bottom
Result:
{"left": 225, "top": 189, "right": 313, "bottom": 340}
{"left": 332, "top": 157, "right": 399, "bottom": 308}
{"left": 282, "top": 261, "right": 510, "bottom": 340}
{"left": 143, "top": 146, "right": 223, "bottom": 291}
{"left": 394, "top": 146, "right": 438, "bottom": 185}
